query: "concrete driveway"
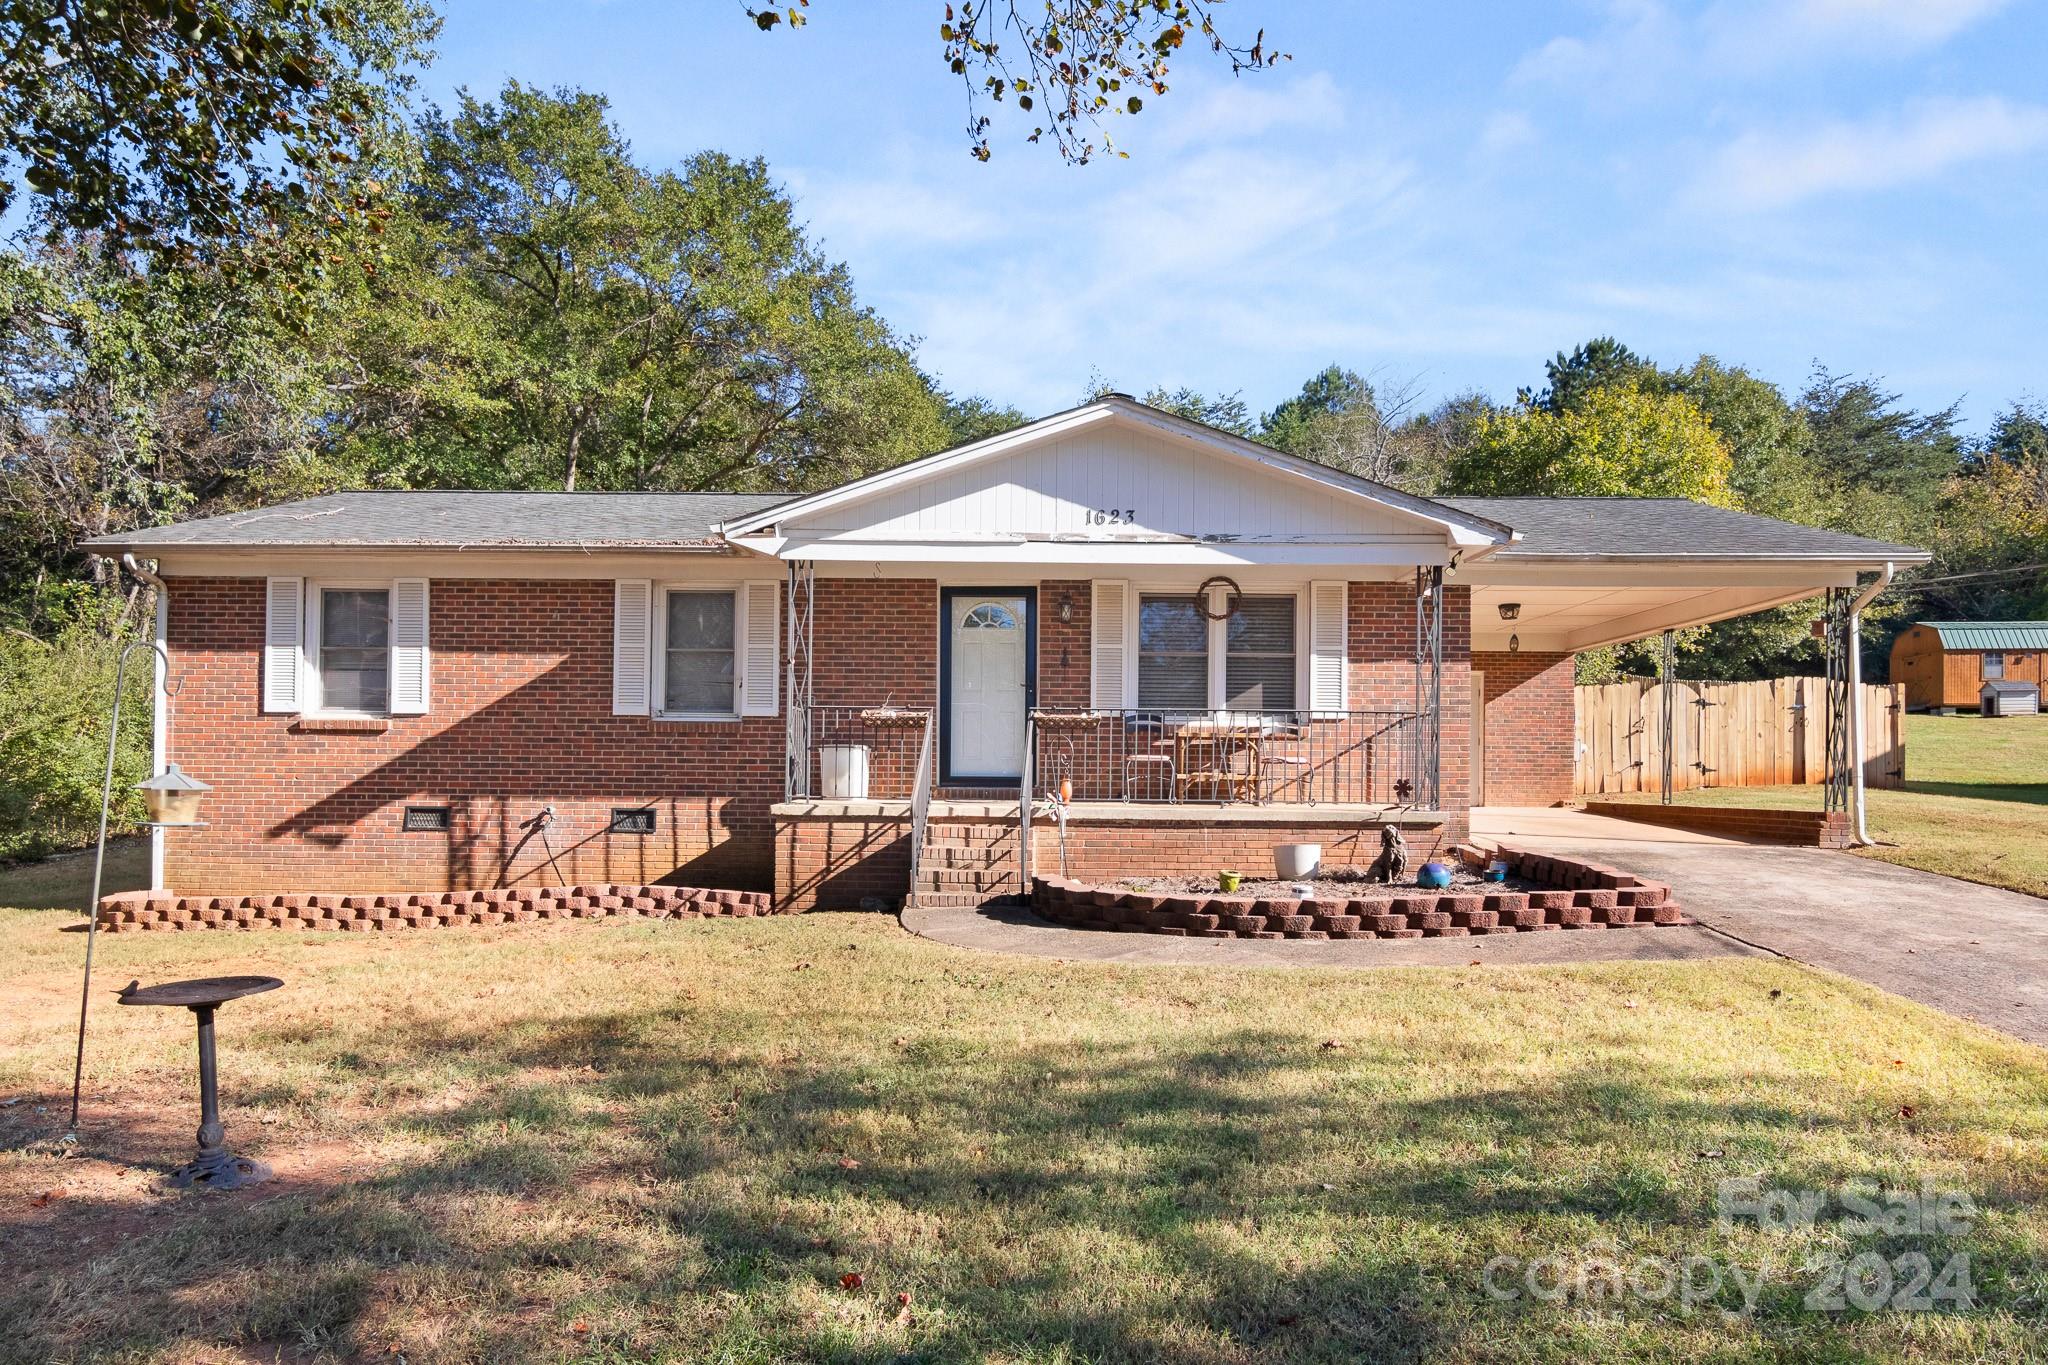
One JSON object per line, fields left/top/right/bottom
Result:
{"left": 1496, "top": 825, "right": 2048, "bottom": 1047}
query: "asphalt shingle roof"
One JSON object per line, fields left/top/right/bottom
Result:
{"left": 1437, "top": 497, "right": 1928, "bottom": 562}
{"left": 81, "top": 491, "right": 794, "bottom": 550}
{"left": 1921, "top": 622, "right": 2048, "bottom": 651}
{"left": 84, "top": 488, "right": 1928, "bottom": 566}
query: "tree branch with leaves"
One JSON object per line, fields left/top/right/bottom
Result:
{"left": 745, "top": 1, "right": 1285, "bottom": 163}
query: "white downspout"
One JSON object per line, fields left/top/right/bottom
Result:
{"left": 1846, "top": 561, "right": 1895, "bottom": 847}
{"left": 120, "top": 555, "right": 171, "bottom": 889}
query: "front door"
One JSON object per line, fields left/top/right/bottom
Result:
{"left": 941, "top": 588, "right": 1035, "bottom": 783}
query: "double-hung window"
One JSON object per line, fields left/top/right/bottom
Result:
{"left": 315, "top": 587, "right": 391, "bottom": 714}
{"left": 1983, "top": 652, "right": 2005, "bottom": 680}
{"left": 1136, "top": 595, "right": 1209, "bottom": 710}
{"left": 1136, "top": 589, "right": 1298, "bottom": 714}
{"left": 661, "top": 589, "right": 738, "bottom": 717}
{"left": 1224, "top": 596, "right": 1297, "bottom": 710}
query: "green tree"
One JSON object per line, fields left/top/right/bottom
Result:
{"left": 1258, "top": 364, "right": 1428, "bottom": 485}
{"left": 941, "top": 393, "right": 1029, "bottom": 446}
{"left": 1140, "top": 385, "right": 1253, "bottom": 436}
{"left": 1444, "top": 380, "right": 1736, "bottom": 505}
{"left": 0, "top": 239, "right": 329, "bottom": 621}
{"left": 1521, "top": 336, "right": 1656, "bottom": 413}
{"left": 1083, "top": 372, "right": 1253, "bottom": 436}
{"left": 0, "top": 0, "right": 437, "bottom": 278}
{"left": 1911, "top": 401, "right": 2048, "bottom": 623}
{"left": 330, "top": 82, "right": 948, "bottom": 493}
{"left": 1798, "top": 369, "right": 1960, "bottom": 541}
{"left": 1667, "top": 356, "right": 1818, "bottom": 516}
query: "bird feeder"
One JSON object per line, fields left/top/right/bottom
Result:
{"left": 138, "top": 763, "right": 211, "bottom": 827}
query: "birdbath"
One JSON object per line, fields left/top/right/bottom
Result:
{"left": 117, "top": 975, "right": 282, "bottom": 1190}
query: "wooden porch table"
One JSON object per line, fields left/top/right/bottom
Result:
{"left": 1172, "top": 722, "right": 1265, "bottom": 802}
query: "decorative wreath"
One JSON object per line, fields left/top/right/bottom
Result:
{"left": 1195, "top": 575, "right": 1242, "bottom": 621}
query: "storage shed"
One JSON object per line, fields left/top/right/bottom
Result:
{"left": 1980, "top": 679, "right": 2041, "bottom": 718}
{"left": 1890, "top": 621, "right": 2048, "bottom": 713}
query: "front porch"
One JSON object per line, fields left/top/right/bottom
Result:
{"left": 771, "top": 794, "right": 1448, "bottom": 914}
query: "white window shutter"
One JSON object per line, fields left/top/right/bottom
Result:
{"left": 739, "top": 580, "right": 780, "bottom": 716}
{"left": 612, "top": 580, "right": 653, "bottom": 716}
{"left": 1309, "top": 580, "right": 1348, "bottom": 715}
{"left": 389, "top": 578, "right": 430, "bottom": 714}
{"left": 1091, "top": 580, "right": 1129, "bottom": 710}
{"left": 263, "top": 576, "right": 303, "bottom": 713}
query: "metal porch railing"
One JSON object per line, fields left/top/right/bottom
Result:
{"left": 1026, "top": 708, "right": 1428, "bottom": 807}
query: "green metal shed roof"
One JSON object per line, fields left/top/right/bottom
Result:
{"left": 1919, "top": 621, "right": 2048, "bottom": 651}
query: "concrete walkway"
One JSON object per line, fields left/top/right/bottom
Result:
{"left": 1512, "top": 836, "right": 2048, "bottom": 1047}
{"left": 903, "top": 804, "right": 2048, "bottom": 1045}
{"left": 900, "top": 902, "right": 1766, "bottom": 969}
{"left": 1474, "top": 805, "right": 1744, "bottom": 846}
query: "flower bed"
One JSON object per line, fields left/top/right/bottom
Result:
{"left": 1028, "top": 845, "right": 1690, "bottom": 940}
{"left": 94, "top": 883, "right": 776, "bottom": 933}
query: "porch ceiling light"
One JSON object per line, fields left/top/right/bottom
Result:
{"left": 1498, "top": 603, "right": 1522, "bottom": 621}
{"left": 137, "top": 762, "right": 211, "bottom": 827}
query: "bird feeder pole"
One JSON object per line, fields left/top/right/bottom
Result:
{"left": 69, "top": 640, "right": 210, "bottom": 1132}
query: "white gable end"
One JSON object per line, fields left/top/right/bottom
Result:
{"left": 806, "top": 424, "right": 1433, "bottom": 543}
{"left": 729, "top": 403, "right": 1507, "bottom": 567}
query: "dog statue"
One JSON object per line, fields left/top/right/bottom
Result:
{"left": 1371, "top": 824, "right": 1408, "bottom": 884}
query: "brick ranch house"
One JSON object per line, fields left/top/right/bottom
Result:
{"left": 85, "top": 396, "right": 1926, "bottom": 911}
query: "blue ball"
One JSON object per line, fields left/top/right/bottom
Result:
{"left": 1418, "top": 861, "right": 1453, "bottom": 889}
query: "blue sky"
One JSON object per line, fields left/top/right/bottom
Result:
{"left": 428, "top": 0, "right": 2046, "bottom": 430}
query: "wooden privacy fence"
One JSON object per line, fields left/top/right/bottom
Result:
{"left": 1574, "top": 676, "right": 1905, "bottom": 797}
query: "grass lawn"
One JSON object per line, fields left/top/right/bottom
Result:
{"left": 4, "top": 905, "right": 2047, "bottom": 1362}
{"left": 1604, "top": 715, "right": 2048, "bottom": 899}
{"left": 0, "top": 836, "right": 149, "bottom": 913}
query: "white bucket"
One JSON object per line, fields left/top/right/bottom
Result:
{"left": 1273, "top": 843, "right": 1321, "bottom": 880}
{"left": 819, "top": 744, "right": 872, "bottom": 800}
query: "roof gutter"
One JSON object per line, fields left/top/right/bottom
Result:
{"left": 120, "top": 553, "right": 167, "bottom": 595}
{"left": 1846, "top": 561, "right": 1896, "bottom": 847}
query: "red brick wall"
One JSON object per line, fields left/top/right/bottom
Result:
{"left": 160, "top": 571, "right": 1484, "bottom": 899}
{"left": 1474, "top": 649, "right": 1576, "bottom": 806}
{"left": 1038, "top": 580, "right": 1091, "bottom": 707}
{"left": 1580, "top": 801, "right": 1849, "bottom": 848}
{"left": 1346, "top": 580, "right": 1470, "bottom": 845}
{"left": 812, "top": 578, "right": 935, "bottom": 707}
{"left": 775, "top": 812, "right": 910, "bottom": 911}
{"left": 806, "top": 578, "right": 937, "bottom": 797}
{"left": 162, "top": 577, "right": 783, "bottom": 896}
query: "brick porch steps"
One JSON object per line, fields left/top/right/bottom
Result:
{"left": 909, "top": 817, "right": 1026, "bottom": 910}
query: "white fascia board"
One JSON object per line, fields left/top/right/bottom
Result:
{"left": 1464, "top": 560, "right": 1869, "bottom": 590}
{"left": 143, "top": 546, "right": 776, "bottom": 580}
{"left": 716, "top": 404, "right": 1120, "bottom": 537}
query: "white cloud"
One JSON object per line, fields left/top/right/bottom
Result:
{"left": 1779, "top": 0, "right": 2011, "bottom": 48}
{"left": 1516, "top": 0, "right": 2013, "bottom": 99}
{"left": 1688, "top": 96, "right": 2048, "bottom": 211}
{"left": 792, "top": 174, "right": 1001, "bottom": 253}
{"left": 1478, "top": 111, "right": 1539, "bottom": 158}
{"left": 1148, "top": 70, "right": 1348, "bottom": 152}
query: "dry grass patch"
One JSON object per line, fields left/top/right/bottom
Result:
{"left": 2, "top": 907, "right": 2046, "bottom": 1363}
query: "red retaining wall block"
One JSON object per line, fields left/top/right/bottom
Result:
{"left": 97, "top": 881, "right": 777, "bottom": 933}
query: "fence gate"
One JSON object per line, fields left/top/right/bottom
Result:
{"left": 1574, "top": 674, "right": 1903, "bottom": 797}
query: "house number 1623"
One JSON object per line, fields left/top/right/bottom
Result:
{"left": 1087, "top": 508, "right": 1137, "bottom": 526}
